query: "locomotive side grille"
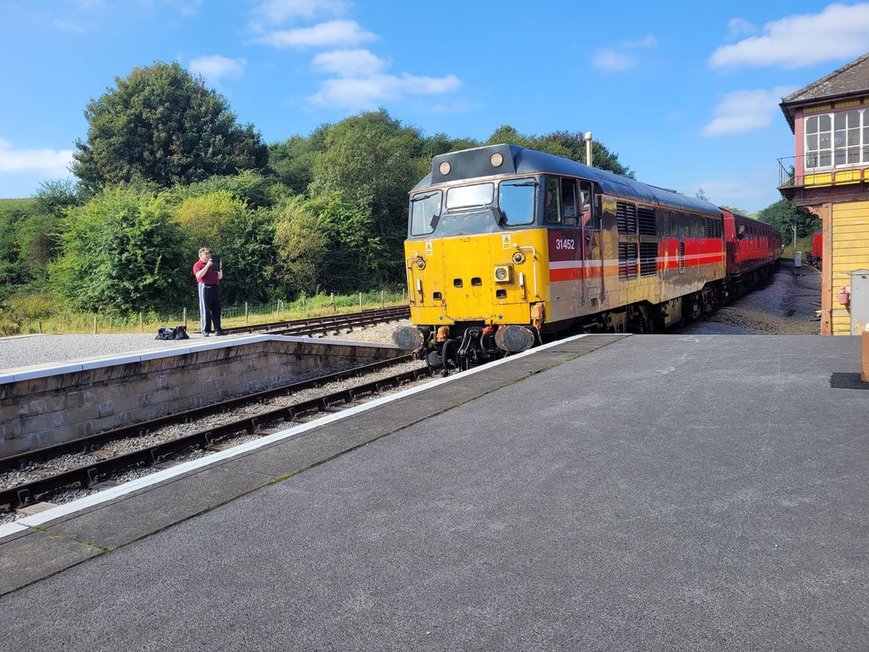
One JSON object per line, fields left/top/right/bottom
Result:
{"left": 616, "top": 202, "right": 637, "bottom": 235}
{"left": 638, "top": 207, "right": 657, "bottom": 235}
{"left": 618, "top": 242, "right": 638, "bottom": 280}
{"left": 679, "top": 241, "right": 686, "bottom": 272}
{"left": 640, "top": 242, "right": 658, "bottom": 277}
{"left": 705, "top": 218, "right": 722, "bottom": 238}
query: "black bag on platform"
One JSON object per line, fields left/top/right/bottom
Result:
{"left": 156, "top": 325, "right": 189, "bottom": 340}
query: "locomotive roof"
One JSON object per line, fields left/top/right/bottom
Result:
{"left": 413, "top": 144, "right": 721, "bottom": 218}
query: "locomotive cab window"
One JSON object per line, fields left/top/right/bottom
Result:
{"left": 446, "top": 183, "right": 494, "bottom": 210}
{"left": 543, "top": 176, "right": 560, "bottom": 223}
{"left": 579, "top": 180, "right": 597, "bottom": 229}
{"left": 561, "top": 179, "right": 578, "bottom": 225}
{"left": 409, "top": 190, "right": 442, "bottom": 236}
{"left": 498, "top": 178, "right": 536, "bottom": 226}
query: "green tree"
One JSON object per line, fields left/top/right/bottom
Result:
{"left": 216, "top": 208, "right": 278, "bottom": 304}
{"left": 179, "top": 170, "right": 293, "bottom": 210}
{"left": 308, "top": 110, "right": 428, "bottom": 283}
{"left": 0, "top": 200, "right": 35, "bottom": 300}
{"left": 272, "top": 192, "right": 381, "bottom": 296}
{"left": 72, "top": 61, "right": 268, "bottom": 193}
{"left": 756, "top": 198, "right": 818, "bottom": 241}
{"left": 51, "top": 187, "right": 188, "bottom": 314}
{"left": 173, "top": 190, "right": 250, "bottom": 251}
{"left": 273, "top": 196, "right": 328, "bottom": 296}
{"left": 268, "top": 127, "right": 329, "bottom": 196}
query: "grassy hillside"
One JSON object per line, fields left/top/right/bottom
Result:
{"left": 0, "top": 198, "right": 35, "bottom": 217}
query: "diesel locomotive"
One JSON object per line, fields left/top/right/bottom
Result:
{"left": 394, "top": 144, "right": 781, "bottom": 372}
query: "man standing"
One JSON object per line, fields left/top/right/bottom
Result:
{"left": 192, "top": 247, "right": 224, "bottom": 336}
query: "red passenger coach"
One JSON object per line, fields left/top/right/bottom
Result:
{"left": 808, "top": 230, "right": 823, "bottom": 268}
{"left": 721, "top": 209, "right": 781, "bottom": 293}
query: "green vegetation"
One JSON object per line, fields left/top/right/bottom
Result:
{"left": 72, "top": 61, "right": 268, "bottom": 194}
{"left": 1, "top": 290, "right": 406, "bottom": 336}
{"left": 0, "top": 60, "right": 792, "bottom": 337}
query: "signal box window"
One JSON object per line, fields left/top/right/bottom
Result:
{"left": 410, "top": 190, "right": 442, "bottom": 236}
{"left": 498, "top": 178, "right": 535, "bottom": 226}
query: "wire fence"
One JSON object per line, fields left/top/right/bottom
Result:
{"left": 11, "top": 289, "right": 408, "bottom": 336}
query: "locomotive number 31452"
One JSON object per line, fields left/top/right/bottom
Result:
{"left": 554, "top": 238, "right": 576, "bottom": 251}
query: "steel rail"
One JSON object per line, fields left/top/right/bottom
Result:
{"left": 0, "top": 354, "right": 415, "bottom": 473}
{"left": 1, "top": 364, "right": 432, "bottom": 508}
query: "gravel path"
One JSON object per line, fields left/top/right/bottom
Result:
{"left": 0, "top": 322, "right": 409, "bottom": 374}
{"left": 676, "top": 260, "right": 821, "bottom": 335}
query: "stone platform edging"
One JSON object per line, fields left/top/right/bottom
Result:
{"left": 0, "top": 335, "right": 401, "bottom": 458}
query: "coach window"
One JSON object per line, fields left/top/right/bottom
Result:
{"left": 498, "top": 178, "right": 536, "bottom": 226}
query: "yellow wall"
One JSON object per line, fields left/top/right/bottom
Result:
{"left": 831, "top": 201, "right": 869, "bottom": 335}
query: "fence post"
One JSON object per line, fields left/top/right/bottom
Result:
{"left": 38, "top": 319, "right": 43, "bottom": 334}
{"left": 93, "top": 314, "right": 97, "bottom": 334}
{"left": 381, "top": 289, "right": 385, "bottom": 308}
{"left": 359, "top": 292, "right": 363, "bottom": 311}
{"left": 278, "top": 299, "right": 283, "bottom": 319}
{"left": 245, "top": 302, "right": 249, "bottom": 324}
{"left": 183, "top": 307, "right": 187, "bottom": 328}
{"left": 331, "top": 292, "right": 336, "bottom": 313}
{"left": 139, "top": 312, "right": 144, "bottom": 332}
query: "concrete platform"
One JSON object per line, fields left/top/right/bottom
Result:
{"left": 0, "top": 334, "right": 866, "bottom": 650}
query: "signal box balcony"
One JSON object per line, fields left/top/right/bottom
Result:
{"left": 778, "top": 155, "right": 869, "bottom": 204}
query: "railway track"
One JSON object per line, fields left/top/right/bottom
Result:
{"left": 222, "top": 305, "right": 409, "bottom": 336}
{"left": 0, "top": 355, "right": 431, "bottom": 510}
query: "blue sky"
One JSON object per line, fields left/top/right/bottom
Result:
{"left": 1, "top": 1, "right": 869, "bottom": 213}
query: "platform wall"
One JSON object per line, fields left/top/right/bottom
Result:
{"left": 0, "top": 337, "right": 401, "bottom": 457}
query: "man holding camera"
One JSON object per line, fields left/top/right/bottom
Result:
{"left": 192, "top": 247, "right": 225, "bottom": 336}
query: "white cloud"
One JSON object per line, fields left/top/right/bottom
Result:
{"left": 701, "top": 86, "right": 795, "bottom": 137}
{"left": 725, "top": 17, "right": 757, "bottom": 42}
{"left": 710, "top": 3, "right": 869, "bottom": 69}
{"left": 189, "top": 55, "right": 246, "bottom": 84}
{"left": 694, "top": 165, "right": 780, "bottom": 213}
{"left": 252, "top": 0, "right": 347, "bottom": 25}
{"left": 592, "top": 49, "right": 638, "bottom": 72}
{"left": 254, "top": 19, "right": 377, "bottom": 49}
{"left": 312, "top": 49, "right": 388, "bottom": 77}
{"left": 0, "top": 139, "right": 74, "bottom": 175}
{"left": 592, "top": 34, "right": 656, "bottom": 72}
{"left": 308, "top": 73, "right": 461, "bottom": 109}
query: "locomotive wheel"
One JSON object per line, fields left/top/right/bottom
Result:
{"left": 628, "top": 305, "right": 657, "bottom": 334}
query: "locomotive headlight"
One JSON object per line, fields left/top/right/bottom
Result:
{"left": 512, "top": 251, "right": 526, "bottom": 265}
{"left": 493, "top": 264, "right": 513, "bottom": 283}
{"left": 415, "top": 257, "right": 426, "bottom": 270}
{"left": 439, "top": 161, "right": 451, "bottom": 176}
{"left": 490, "top": 152, "right": 503, "bottom": 168}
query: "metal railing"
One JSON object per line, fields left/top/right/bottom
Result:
{"left": 778, "top": 155, "right": 868, "bottom": 189}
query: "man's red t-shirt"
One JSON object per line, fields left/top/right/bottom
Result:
{"left": 193, "top": 261, "right": 220, "bottom": 285}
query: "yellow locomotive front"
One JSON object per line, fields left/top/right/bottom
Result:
{"left": 394, "top": 145, "right": 551, "bottom": 371}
